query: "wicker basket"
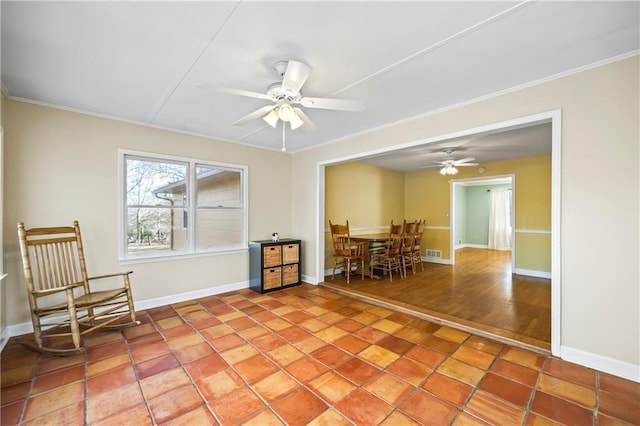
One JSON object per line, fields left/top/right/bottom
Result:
{"left": 263, "top": 245, "right": 282, "bottom": 268}
{"left": 263, "top": 267, "right": 282, "bottom": 290}
{"left": 282, "top": 243, "right": 299, "bottom": 264}
{"left": 282, "top": 264, "right": 299, "bottom": 285}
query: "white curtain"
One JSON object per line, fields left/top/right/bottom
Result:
{"left": 488, "top": 189, "right": 512, "bottom": 250}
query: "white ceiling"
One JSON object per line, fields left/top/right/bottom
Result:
{"left": 361, "top": 121, "right": 552, "bottom": 172}
{"left": 2, "top": 1, "right": 638, "bottom": 164}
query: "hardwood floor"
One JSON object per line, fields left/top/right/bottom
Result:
{"left": 322, "top": 247, "right": 551, "bottom": 352}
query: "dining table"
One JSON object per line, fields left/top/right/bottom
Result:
{"left": 350, "top": 233, "right": 389, "bottom": 278}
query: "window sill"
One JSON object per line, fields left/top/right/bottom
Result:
{"left": 118, "top": 247, "right": 248, "bottom": 266}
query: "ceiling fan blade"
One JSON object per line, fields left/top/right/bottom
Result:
{"left": 455, "top": 162, "right": 479, "bottom": 167}
{"left": 197, "top": 83, "right": 271, "bottom": 101}
{"left": 299, "top": 96, "right": 364, "bottom": 112}
{"left": 293, "top": 108, "right": 317, "bottom": 131}
{"left": 232, "top": 105, "right": 276, "bottom": 126}
{"left": 281, "top": 60, "right": 312, "bottom": 94}
{"left": 453, "top": 157, "right": 476, "bottom": 164}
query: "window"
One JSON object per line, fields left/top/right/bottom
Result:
{"left": 119, "top": 150, "right": 247, "bottom": 261}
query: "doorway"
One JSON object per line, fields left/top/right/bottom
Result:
{"left": 317, "top": 110, "right": 561, "bottom": 355}
{"left": 450, "top": 175, "right": 515, "bottom": 269}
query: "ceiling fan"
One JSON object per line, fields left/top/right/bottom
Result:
{"left": 198, "top": 60, "right": 364, "bottom": 131}
{"left": 436, "top": 149, "right": 478, "bottom": 175}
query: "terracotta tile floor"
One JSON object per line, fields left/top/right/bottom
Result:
{"left": 2, "top": 284, "right": 639, "bottom": 425}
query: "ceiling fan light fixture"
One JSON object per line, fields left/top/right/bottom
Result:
{"left": 440, "top": 165, "right": 458, "bottom": 175}
{"left": 289, "top": 111, "right": 304, "bottom": 130}
{"left": 262, "top": 109, "right": 279, "bottom": 128}
{"left": 277, "top": 103, "right": 294, "bottom": 121}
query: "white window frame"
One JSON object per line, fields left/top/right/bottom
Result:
{"left": 118, "top": 149, "right": 248, "bottom": 263}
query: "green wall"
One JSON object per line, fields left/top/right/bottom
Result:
{"left": 453, "top": 184, "right": 467, "bottom": 246}
{"left": 461, "top": 183, "right": 512, "bottom": 246}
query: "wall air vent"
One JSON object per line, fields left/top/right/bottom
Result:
{"left": 426, "top": 249, "right": 442, "bottom": 258}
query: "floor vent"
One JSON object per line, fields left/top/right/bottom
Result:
{"left": 426, "top": 249, "right": 442, "bottom": 258}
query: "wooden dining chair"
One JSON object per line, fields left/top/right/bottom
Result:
{"left": 370, "top": 222, "right": 404, "bottom": 281}
{"left": 17, "top": 221, "right": 139, "bottom": 354}
{"left": 412, "top": 220, "right": 425, "bottom": 272}
{"left": 402, "top": 219, "right": 417, "bottom": 235}
{"left": 369, "top": 220, "right": 398, "bottom": 256}
{"left": 329, "top": 220, "right": 365, "bottom": 284}
{"left": 401, "top": 220, "right": 418, "bottom": 276}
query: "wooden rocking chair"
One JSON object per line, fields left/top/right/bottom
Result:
{"left": 17, "top": 221, "right": 139, "bottom": 354}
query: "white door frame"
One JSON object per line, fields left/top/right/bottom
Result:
{"left": 449, "top": 174, "right": 516, "bottom": 270}
{"left": 316, "top": 109, "right": 561, "bottom": 355}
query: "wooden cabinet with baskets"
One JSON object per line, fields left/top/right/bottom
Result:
{"left": 249, "top": 239, "right": 301, "bottom": 293}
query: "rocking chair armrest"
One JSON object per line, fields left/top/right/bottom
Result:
{"left": 32, "top": 283, "right": 82, "bottom": 297}
{"left": 87, "top": 271, "right": 134, "bottom": 281}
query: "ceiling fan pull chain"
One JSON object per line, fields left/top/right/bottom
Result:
{"left": 281, "top": 120, "right": 287, "bottom": 152}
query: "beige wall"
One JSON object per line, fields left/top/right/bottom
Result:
{"left": 324, "top": 161, "right": 404, "bottom": 269}
{"left": 325, "top": 162, "right": 405, "bottom": 229}
{"left": 3, "top": 100, "right": 293, "bottom": 326}
{"left": 292, "top": 57, "right": 639, "bottom": 370}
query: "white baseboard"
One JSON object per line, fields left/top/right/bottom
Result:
{"left": 324, "top": 267, "right": 352, "bottom": 277}
{"left": 327, "top": 261, "right": 546, "bottom": 277}
{"left": 134, "top": 280, "right": 249, "bottom": 312}
{"left": 6, "top": 280, "right": 250, "bottom": 339}
{"left": 514, "top": 268, "right": 552, "bottom": 279}
{"left": 561, "top": 345, "right": 640, "bottom": 383}
{"left": 424, "top": 256, "right": 451, "bottom": 265}
{"left": 302, "top": 274, "right": 318, "bottom": 285}
{"left": 0, "top": 274, "right": 8, "bottom": 351}
{"left": 323, "top": 257, "right": 453, "bottom": 273}
{"left": 7, "top": 320, "right": 39, "bottom": 338}
{"left": 455, "top": 244, "right": 489, "bottom": 249}
{"left": 325, "top": 258, "right": 453, "bottom": 274}
{"left": 324, "top": 268, "right": 337, "bottom": 277}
